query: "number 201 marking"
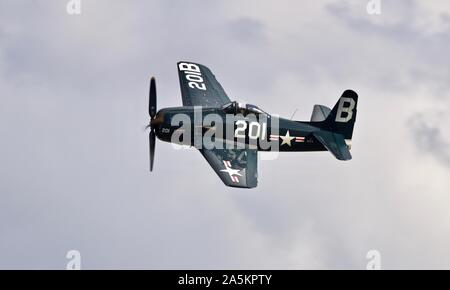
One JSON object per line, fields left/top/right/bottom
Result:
{"left": 235, "top": 120, "right": 267, "bottom": 140}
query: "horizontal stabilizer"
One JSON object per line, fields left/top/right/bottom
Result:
{"left": 311, "top": 105, "right": 331, "bottom": 122}
{"left": 313, "top": 131, "right": 352, "bottom": 161}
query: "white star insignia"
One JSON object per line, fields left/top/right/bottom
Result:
{"left": 280, "top": 130, "right": 295, "bottom": 146}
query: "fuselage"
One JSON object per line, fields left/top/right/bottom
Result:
{"left": 151, "top": 106, "right": 327, "bottom": 152}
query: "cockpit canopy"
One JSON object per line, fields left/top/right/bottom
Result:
{"left": 221, "top": 101, "right": 268, "bottom": 116}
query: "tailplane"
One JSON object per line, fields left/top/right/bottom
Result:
{"left": 312, "top": 131, "right": 352, "bottom": 160}
{"left": 310, "top": 105, "right": 331, "bottom": 122}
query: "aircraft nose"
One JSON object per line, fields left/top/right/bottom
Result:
{"left": 151, "top": 111, "right": 164, "bottom": 127}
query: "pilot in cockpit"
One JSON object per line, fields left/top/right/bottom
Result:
{"left": 221, "top": 102, "right": 267, "bottom": 116}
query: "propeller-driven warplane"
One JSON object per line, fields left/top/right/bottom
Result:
{"left": 147, "top": 62, "right": 358, "bottom": 188}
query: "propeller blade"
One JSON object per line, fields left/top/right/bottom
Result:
{"left": 149, "top": 77, "right": 157, "bottom": 118}
{"left": 149, "top": 129, "right": 156, "bottom": 172}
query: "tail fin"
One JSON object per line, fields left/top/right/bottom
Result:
{"left": 322, "top": 90, "right": 358, "bottom": 140}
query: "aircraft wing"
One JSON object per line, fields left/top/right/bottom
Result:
{"left": 199, "top": 148, "right": 258, "bottom": 188}
{"left": 312, "top": 130, "right": 352, "bottom": 161}
{"left": 178, "top": 61, "right": 231, "bottom": 107}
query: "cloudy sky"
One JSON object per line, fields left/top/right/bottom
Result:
{"left": 1, "top": 0, "right": 450, "bottom": 269}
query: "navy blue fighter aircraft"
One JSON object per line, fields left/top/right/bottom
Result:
{"left": 147, "top": 62, "right": 358, "bottom": 188}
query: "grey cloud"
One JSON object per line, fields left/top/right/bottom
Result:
{"left": 326, "top": 0, "right": 450, "bottom": 96}
{"left": 326, "top": 0, "right": 417, "bottom": 38}
{"left": 409, "top": 113, "right": 450, "bottom": 168}
{"left": 228, "top": 17, "right": 266, "bottom": 44}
